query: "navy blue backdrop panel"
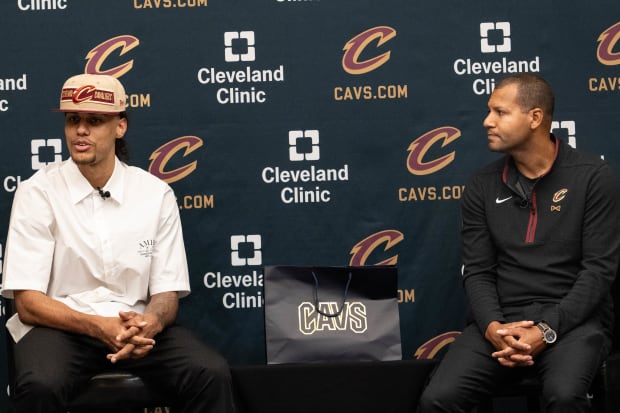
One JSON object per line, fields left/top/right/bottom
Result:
{"left": 1, "top": 0, "right": 620, "bottom": 410}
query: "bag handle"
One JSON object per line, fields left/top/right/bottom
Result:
{"left": 311, "top": 271, "right": 352, "bottom": 317}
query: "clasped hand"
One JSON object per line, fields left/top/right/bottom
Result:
{"left": 485, "top": 320, "right": 546, "bottom": 367}
{"left": 101, "top": 311, "right": 158, "bottom": 364}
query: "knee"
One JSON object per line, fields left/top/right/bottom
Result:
{"left": 172, "top": 353, "right": 235, "bottom": 412}
{"left": 418, "top": 389, "right": 438, "bottom": 412}
{"left": 14, "top": 369, "right": 67, "bottom": 403}
{"left": 165, "top": 327, "right": 232, "bottom": 389}
{"left": 543, "top": 382, "right": 589, "bottom": 409}
{"left": 203, "top": 354, "right": 232, "bottom": 385}
{"left": 418, "top": 381, "right": 455, "bottom": 412}
{"left": 183, "top": 351, "right": 232, "bottom": 390}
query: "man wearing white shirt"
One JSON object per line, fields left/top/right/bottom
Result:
{"left": 1, "top": 73, "right": 235, "bottom": 413}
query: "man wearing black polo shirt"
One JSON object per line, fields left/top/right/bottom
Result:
{"left": 419, "top": 73, "right": 620, "bottom": 413}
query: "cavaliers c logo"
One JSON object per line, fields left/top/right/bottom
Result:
{"left": 148, "top": 136, "right": 204, "bottom": 184}
{"left": 71, "top": 85, "right": 98, "bottom": 104}
{"left": 349, "top": 229, "right": 404, "bottom": 266}
{"left": 85, "top": 35, "right": 140, "bottom": 77}
{"left": 597, "top": 21, "right": 620, "bottom": 66}
{"left": 407, "top": 127, "right": 461, "bottom": 176}
{"left": 342, "top": 26, "right": 397, "bottom": 75}
{"left": 552, "top": 188, "right": 568, "bottom": 203}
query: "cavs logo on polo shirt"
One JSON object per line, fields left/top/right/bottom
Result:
{"left": 552, "top": 188, "right": 568, "bottom": 203}
{"left": 550, "top": 188, "right": 568, "bottom": 212}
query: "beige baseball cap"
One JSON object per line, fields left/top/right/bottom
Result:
{"left": 55, "top": 73, "right": 127, "bottom": 114}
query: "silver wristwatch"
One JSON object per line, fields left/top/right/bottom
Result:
{"left": 536, "top": 321, "right": 557, "bottom": 344}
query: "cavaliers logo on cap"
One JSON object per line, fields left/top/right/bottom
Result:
{"left": 62, "top": 85, "right": 116, "bottom": 106}
{"left": 56, "top": 73, "right": 127, "bottom": 114}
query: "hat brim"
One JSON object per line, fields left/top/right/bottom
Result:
{"left": 52, "top": 108, "right": 124, "bottom": 115}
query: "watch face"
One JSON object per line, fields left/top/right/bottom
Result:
{"left": 544, "top": 330, "right": 557, "bottom": 344}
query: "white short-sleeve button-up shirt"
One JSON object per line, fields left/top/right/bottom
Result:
{"left": 1, "top": 157, "right": 190, "bottom": 341}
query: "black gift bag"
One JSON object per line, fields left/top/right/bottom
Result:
{"left": 263, "top": 265, "right": 402, "bottom": 364}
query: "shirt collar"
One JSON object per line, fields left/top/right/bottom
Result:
{"left": 67, "top": 157, "right": 126, "bottom": 205}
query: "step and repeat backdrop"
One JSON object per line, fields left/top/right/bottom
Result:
{"left": 1, "top": 0, "right": 619, "bottom": 409}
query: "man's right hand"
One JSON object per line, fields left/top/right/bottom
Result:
{"left": 485, "top": 320, "right": 535, "bottom": 367}
{"left": 105, "top": 311, "right": 157, "bottom": 363}
{"left": 95, "top": 315, "right": 155, "bottom": 355}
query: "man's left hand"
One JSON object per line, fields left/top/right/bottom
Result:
{"left": 106, "top": 311, "right": 161, "bottom": 362}
{"left": 493, "top": 323, "right": 546, "bottom": 367}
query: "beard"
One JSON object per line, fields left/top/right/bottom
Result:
{"left": 70, "top": 150, "right": 97, "bottom": 166}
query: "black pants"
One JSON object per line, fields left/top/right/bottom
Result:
{"left": 10, "top": 325, "right": 236, "bottom": 413}
{"left": 418, "top": 321, "right": 610, "bottom": 413}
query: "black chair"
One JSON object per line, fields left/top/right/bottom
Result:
{"left": 3, "top": 298, "right": 172, "bottom": 413}
{"left": 476, "top": 276, "right": 620, "bottom": 413}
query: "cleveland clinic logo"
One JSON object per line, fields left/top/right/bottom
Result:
{"left": 289, "top": 130, "right": 320, "bottom": 161}
{"left": 31, "top": 139, "right": 62, "bottom": 170}
{"left": 261, "top": 130, "right": 349, "bottom": 204}
{"left": 453, "top": 21, "right": 541, "bottom": 95}
{"left": 480, "top": 22, "right": 511, "bottom": 53}
{"left": 197, "top": 30, "right": 285, "bottom": 104}
{"left": 224, "top": 31, "right": 255, "bottom": 62}
{"left": 201, "top": 235, "right": 265, "bottom": 311}
{"left": 231, "top": 235, "right": 262, "bottom": 267}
